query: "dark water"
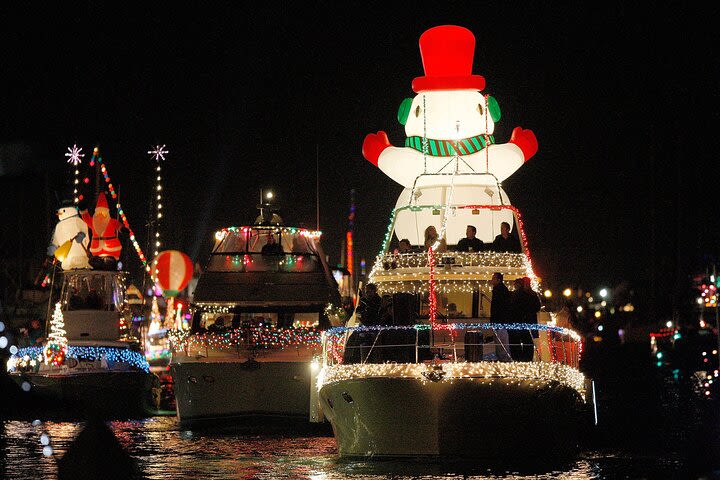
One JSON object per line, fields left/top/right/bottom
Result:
{"left": 2, "top": 343, "right": 720, "bottom": 479}
{"left": 0, "top": 416, "right": 692, "bottom": 479}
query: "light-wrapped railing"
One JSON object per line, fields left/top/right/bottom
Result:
{"left": 168, "top": 325, "right": 322, "bottom": 354}
{"left": 369, "top": 251, "right": 534, "bottom": 294}
{"left": 319, "top": 323, "right": 585, "bottom": 398}
{"left": 7, "top": 345, "right": 150, "bottom": 373}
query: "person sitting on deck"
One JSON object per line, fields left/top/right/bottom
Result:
{"left": 397, "top": 238, "right": 412, "bottom": 254}
{"left": 492, "top": 222, "right": 521, "bottom": 253}
{"left": 85, "top": 289, "right": 103, "bottom": 310}
{"left": 456, "top": 225, "right": 484, "bottom": 252}
{"left": 260, "top": 234, "right": 284, "bottom": 255}
{"left": 68, "top": 288, "right": 85, "bottom": 310}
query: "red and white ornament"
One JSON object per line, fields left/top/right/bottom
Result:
{"left": 153, "top": 250, "right": 193, "bottom": 297}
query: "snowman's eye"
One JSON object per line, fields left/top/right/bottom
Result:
{"left": 477, "top": 103, "right": 484, "bottom": 115}
{"left": 415, "top": 105, "right": 421, "bottom": 117}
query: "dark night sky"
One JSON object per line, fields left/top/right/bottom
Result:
{"left": 0, "top": 2, "right": 717, "bottom": 318}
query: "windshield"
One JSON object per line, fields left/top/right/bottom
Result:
{"left": 62, "top": 272, "right": 125, "bottom": 311}
{"left": 208, "top": 227, "right": 323, "bottom": 273}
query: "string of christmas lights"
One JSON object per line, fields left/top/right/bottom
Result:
{"left": 90, "top": 148, "right": 152, "bottom": 275}
{"left": 215, "top": 226, "right": 322, "bottom": 241}
{"left": 65, "top": 144, "right": 84, "bottom": 204}
{"left": 321, "top": 323, "right": 583, "bottom": 369}
{"left": 8, "top": 345, "right": 150, "bottom": 373}
{"left": 148, "top": 145, "right": 167, "bottom": 274}
{"left": 428, "top": 246, "right": 437, "bottom": 325}
{"left": 168, "top": 325, "right": 322, "bottom": 352}
{"left": 375, "top": 251, "right": 526, "bottom": 270}
{"left": 318, "top": 360, "right": 586, "bottom": 399}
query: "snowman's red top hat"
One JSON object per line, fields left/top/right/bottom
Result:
{"left": 411, "top": 25, "right": 486, "bottom": 93}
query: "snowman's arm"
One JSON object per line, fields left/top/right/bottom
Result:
{"left": 463, "top": 143, "right": 526, "bottom": 183}
{"left": 377, "top": 147, "right": 426, "bottom": 188}
{"left": 47, "top": 228, "right": 59, "bottom": 256}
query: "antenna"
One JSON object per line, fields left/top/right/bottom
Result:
{"left": 316, "top": 144, "right": 320, "bottom": 231}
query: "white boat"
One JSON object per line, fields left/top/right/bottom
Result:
{"left": 170, "top": 203, "right": 342, "bottom": 427}
{"left": 7, "top": 270, "right": 159, "bottom": 417}
{"left": 316, "top": 201, "right": 592, "bottom": 459}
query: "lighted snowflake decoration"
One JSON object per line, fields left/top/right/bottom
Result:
{"left": 148, "top": 145, "right": 169, "bottom": 161}
{"left": 65, "top": 144, "right": 84, "bottom": 165}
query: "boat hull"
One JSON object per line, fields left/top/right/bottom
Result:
{"left": 319, "top": 376, "right": 585, "bottom": 459}
{"left": 171, "top": 360, "right": 321, "bottom": 428}
{"left": 9, "top": 371, "right": 158, "bottom": 418}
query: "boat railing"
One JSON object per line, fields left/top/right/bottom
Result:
{"left": 376, "top": 251, "right": 526, "bottom": 269}
{"left": 322, "top": 323, "right": 582, "bottom": 369}
{"left": 168, "top": 325, "right": 322, "bottom": 357}
{"left": 370, "top": 251, "right": 529, "bottom": 282}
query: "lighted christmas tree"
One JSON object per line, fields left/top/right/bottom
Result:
{"left": 164, "top": 297, "right": 175, "bottom": 330}
{"left": 148, "top": 296, "right": 162, "bottom": 335}
{"left": 44, "top": 302, "right": 68, "bottom": 366}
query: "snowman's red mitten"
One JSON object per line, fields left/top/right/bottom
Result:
{"left": 509, "top": 127, "right": 538, "bottom": 161}
{"left": 362, "top": 131, "right": 392, "bottom": 166}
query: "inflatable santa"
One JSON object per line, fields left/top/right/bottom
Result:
{"left": 48, "top": 202, "right": 91, "bottom": 270}
{"left": 362, "top": 25, "right": 538, "bottom": 245}
{"left": 81, "top": 192, "right": 123, "bottom": 266}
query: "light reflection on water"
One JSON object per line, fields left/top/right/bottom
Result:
{"left": 0, "top": 417, "right": 681, "bottom": 479}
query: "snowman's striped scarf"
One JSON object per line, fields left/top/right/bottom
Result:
{"left": 404, "top": 134, "right": 495, "bottom": 157}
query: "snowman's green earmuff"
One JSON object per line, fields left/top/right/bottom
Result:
{"left": 487, "top": 95, "right": 501, "bottom": 122}
{"left": 397, "top": 97, "right": 413, "bottom": 125}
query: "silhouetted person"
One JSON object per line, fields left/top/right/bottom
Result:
{"left": 508, "top": 277, "right": 540, "bottom": 361}
{"left": 357, "top": 283, "right": 382, "bottom": 326}
{"left": 397, "top": 238, "right": 412, "bottom": 254}
{"left": 489, "top": 272, "right": 512, "bottom": 361}
{"left": 492, "top": 222, "right": 521, "bottom": 253}
{"left": 261, "top": 234, "right": 283, "bottom": 255}
{"left": 85, "top": 289, "right": 102, "bottom": 309}
{"left": 68, "top": 288, "right": 84, "bottom": 310}
{"left": 457, "top": 225, "right": 484, "bottom": 252}
{"left": 28, "top": 319, "right": 45, "bottom": 345}
{"left": 58, "top": 418, "right": 140, "bottom": 479}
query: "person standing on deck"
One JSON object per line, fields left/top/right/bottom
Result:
{"left": 489, "top": 272, "right": 512, "bottom": 361}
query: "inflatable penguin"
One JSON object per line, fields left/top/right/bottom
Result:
{"left": 81, "top": 193, "right": 123, "bottom": 266}
{"left": 48, "top": 202, "right": 91, "bottom": 270}
{"left": 362, "top": 25, "right": 538, "bottom": 245}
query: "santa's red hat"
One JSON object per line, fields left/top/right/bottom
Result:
{"left": 95, "top": 192, "right": 109, "bottom": 211}
{"left": 411, "top": 25, "right": 486, "bottom": 93}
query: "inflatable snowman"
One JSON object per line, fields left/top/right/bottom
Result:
{"left": 48, "top": 203, "right": 91, "bottom": 270}
{"left": 362, "top": 25, "right": 538, "bottom": 246}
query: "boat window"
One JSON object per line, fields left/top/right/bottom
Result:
{"left": 390, "top": 204, "right": 521, "bottom": 252}
{"left": 214, "top": 230, "right": 248, "bottom": 253}
{"left": 214, "top": 228, "right": 318, "bottom": 255}
{"left": 63, "top": 273, "right": 117, "bottom": 311}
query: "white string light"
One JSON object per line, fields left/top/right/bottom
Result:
{"left": 65, "top": 144, "right": 84, "bottom": 203}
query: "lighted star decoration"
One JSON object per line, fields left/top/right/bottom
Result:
{"left": 148, "top": 144, "right": 169, "bottom": 161}
{"left": 65, "top": 144, "right": 84, "bottom": 165}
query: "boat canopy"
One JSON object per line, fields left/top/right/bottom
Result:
{"left": 193, "top": 225, "right": 339, "bottom": 309}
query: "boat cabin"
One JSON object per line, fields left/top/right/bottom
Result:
{"left": 191, "top": 225, "right": 341, "bottom": 332}
{"left": 59, "top": 270, "right": 133, "bottom": 342}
